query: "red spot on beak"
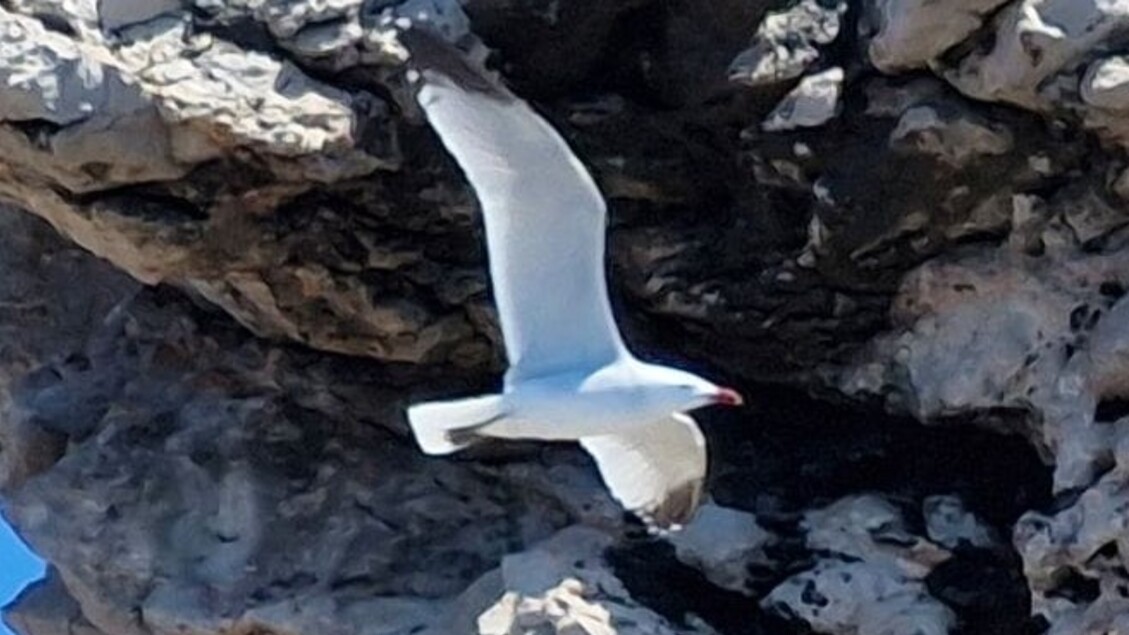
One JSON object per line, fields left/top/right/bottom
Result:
{"left": 714, "top": 387, "right": 744, "bottom": 407}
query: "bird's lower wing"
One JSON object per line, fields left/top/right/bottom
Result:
{"left": 580, "top": 413, "right": 707, "bottom": 531}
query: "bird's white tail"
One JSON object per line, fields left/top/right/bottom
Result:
{"left": 407, "top": 394, "right": 505, "bottom": 455}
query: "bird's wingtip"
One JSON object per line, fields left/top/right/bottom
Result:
{"left": 638, "top": 479, "right": 703, "bottom": 533}
{"left": 396, "top": 25, "right": 513, "bottom": 101}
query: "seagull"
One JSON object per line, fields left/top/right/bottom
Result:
{"left": 399, "top": 28, "right": 744, "bottom": 531}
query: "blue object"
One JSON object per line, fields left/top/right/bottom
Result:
{"left": 0, "top": 516, "right": 44, "bottom": 635}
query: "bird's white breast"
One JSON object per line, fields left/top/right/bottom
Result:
{"left": 486, "top": 375, "right": 673, "bottom": 441}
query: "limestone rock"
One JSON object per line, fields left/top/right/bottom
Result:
{"left": 3, "top": 573, "right": 107, "bottom": 635}
{"left": 6, "top": 2, "right": 1129, "bottom": 635}
{"left": 1014, "top": 464, "right": 1129, "bottom": 633}
{"left": 764, "top": 496, "right": 956, "bottom": 635}
{"left": 1082, "top": 56, "right": 1129, "bottom": 110}
{"left": 865, "top": 0, "right": 1010, "bottom": 73}
{"left": 667, "top": 504, "right": 776, "bottom": 595}
{"left": 945, "top": 0, "right": 1129, "bottom": 110}
{"left": 0, "top": 206, "right": 574, "bottom": 635}
{"left": 472, "top": 527, "right": 718, "bottom": 635}
{"left": 889, "top": 105, "right": 1013, "bottom": 169}
{"left": 841, "top": 243, "right": 1129, "bottom": 491}
{"left": 98, "top": 0, "right": 180, "bottom": 32}
{"left": 1080, "top": 55, "right": 1129, "bottom": 146}
{"left": 728, "top": 0, "right": 846, "bottom": 88}
{"left": 762, "top": 67, "right": 843, "bottom": 131}
{"left": 923, "top": 495, "right": 997, "bottom": 551}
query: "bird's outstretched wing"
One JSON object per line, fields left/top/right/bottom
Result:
{"left": 402, "top": 28, "right": 628, "bottom": 386}
{"left": 580, "top": 413, "right": 707, "bottom": 530}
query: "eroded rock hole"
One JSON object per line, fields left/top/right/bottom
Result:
{"left": 1046, "top": 568, "right": 1100, "bottom": 604}
{"left": 1100, "top": 280, "right": 1126, "bottom": 301}
{"left": 608, "top": 539, "right": 795, "bottom": 635}
{"left": 1095, "top": 397, "right": 1129, "bottom": 423}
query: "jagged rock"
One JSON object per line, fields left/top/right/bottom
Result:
{"left": 667, "top": 503, "right": 776, "bottom": 595}
{"left": 7, "top": 1, "right": 1129, "bottom": 635}
{"left": 0, "top": 8, "right": 192, "bottom": 191}
{"left": 832, "top": 184, "right": 1129, "bottom": 627}
{"left": 3, "top": 573, "right": 107, "bottom": 635}
{"left": 1110, "top": 165, "right": 1129, "bottom": 201}
{"left": 944, "top": 0, "right": 1129, "bottom": 111}
{"left": 889, "top": 105, "right": 1014, "bottom": 169}
{"left": 841, "top": 239, "right": 1129, "bottom": 492}
{"left": 763, "top": 496, "right": 956, "bottom": 635}
{"left": 0, "top": 205, "right": 580, "bottom": 635}
{"left": 762, "top": 67, "right": 843, "bottom": 131}
{"left": 477, "top": 578, "right": 616, "bottom": 635}
{"left": 99, "top": 0, "right": 180, "bottom": 32}
{"left": 728, "top": 0, "right": 846, "bottom": 88}
{"left": 470, "top": 527, "right": 718, "bottom": 635}
{"left": 865, "top": 0, "right": 1010, "bottom": 73}
{"left": 1080, "top": 55, "right": 1129, "bottom": 146}
{"left": 0, "top": 207, "right": 138, "bottom": 489}
{"left": 1081, "top": 56, "right": 1129, "bottom": 110}
{"left": 1001, "top": 298, "right": 1129, "bottom": 633}
{"left": 923, "top": 495, "right": 998, "bottom": 551}
{"left": 1014, "top": 463, "right": 1129, "bottom": 633}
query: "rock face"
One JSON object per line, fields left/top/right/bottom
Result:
{"left": 4, "top": 0, "right": 1129, "bottom": 634}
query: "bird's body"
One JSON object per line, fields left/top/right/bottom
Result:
{"left": 399, "top": 27, "right": 743, "bottom": 530}
{"left": 465, "top": 363, "right": 708, "bottom": 440}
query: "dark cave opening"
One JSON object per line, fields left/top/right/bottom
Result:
{"left": 610, "top": 384, "right": 1054, "bottom": 635}
{"left": 1094, "top": 397, "right": 1129, "bottom": 424}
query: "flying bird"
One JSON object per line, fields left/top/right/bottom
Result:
{"left": 399, "top": 28, "right": 744, "bottom": 531}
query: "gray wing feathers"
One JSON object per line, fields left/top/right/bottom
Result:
{"left": 580, "top": 413, "right": 707, "bottom": 530}
{"left": 404, "top": 30, "right": 628, "bottom": 385}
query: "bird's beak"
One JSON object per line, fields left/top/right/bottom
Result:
{"left": 714, "top": 387, "right": 744, "bottom": 407}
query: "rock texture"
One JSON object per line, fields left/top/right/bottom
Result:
{"left": 5, "top": 0, "right": 1129, "bottom": 634}
{"left": 763, "top": 496, "right": 956, "bottom": 635}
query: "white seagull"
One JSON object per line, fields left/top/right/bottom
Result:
{"left": 400, "top": 28, "right": 744, "bottom": 530}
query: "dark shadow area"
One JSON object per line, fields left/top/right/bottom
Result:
{"left": 611, "top": 383, "right": 1053, "bottom": 635}
{"left": 709, "top": 384, "right": 1052, "bottom": 526}
{"left": 609, "top": 539, "right": 803, "bottom": 635}
{"left": 1094, "top": 397, "right": 1129, "bottom": 424}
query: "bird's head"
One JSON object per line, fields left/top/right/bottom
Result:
{"left": 641, "top": 365, "right": 745, "bottom": 412}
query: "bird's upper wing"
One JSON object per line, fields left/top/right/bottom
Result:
{"left": 403, "top": 29, "right": 628, "bottom": 386}
{"left": 580, "top": 413, "right": 707, "bottom": 530}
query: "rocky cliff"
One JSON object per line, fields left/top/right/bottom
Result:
{"left": 3, "top": 0, "right": 1129, "bottom": 634}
